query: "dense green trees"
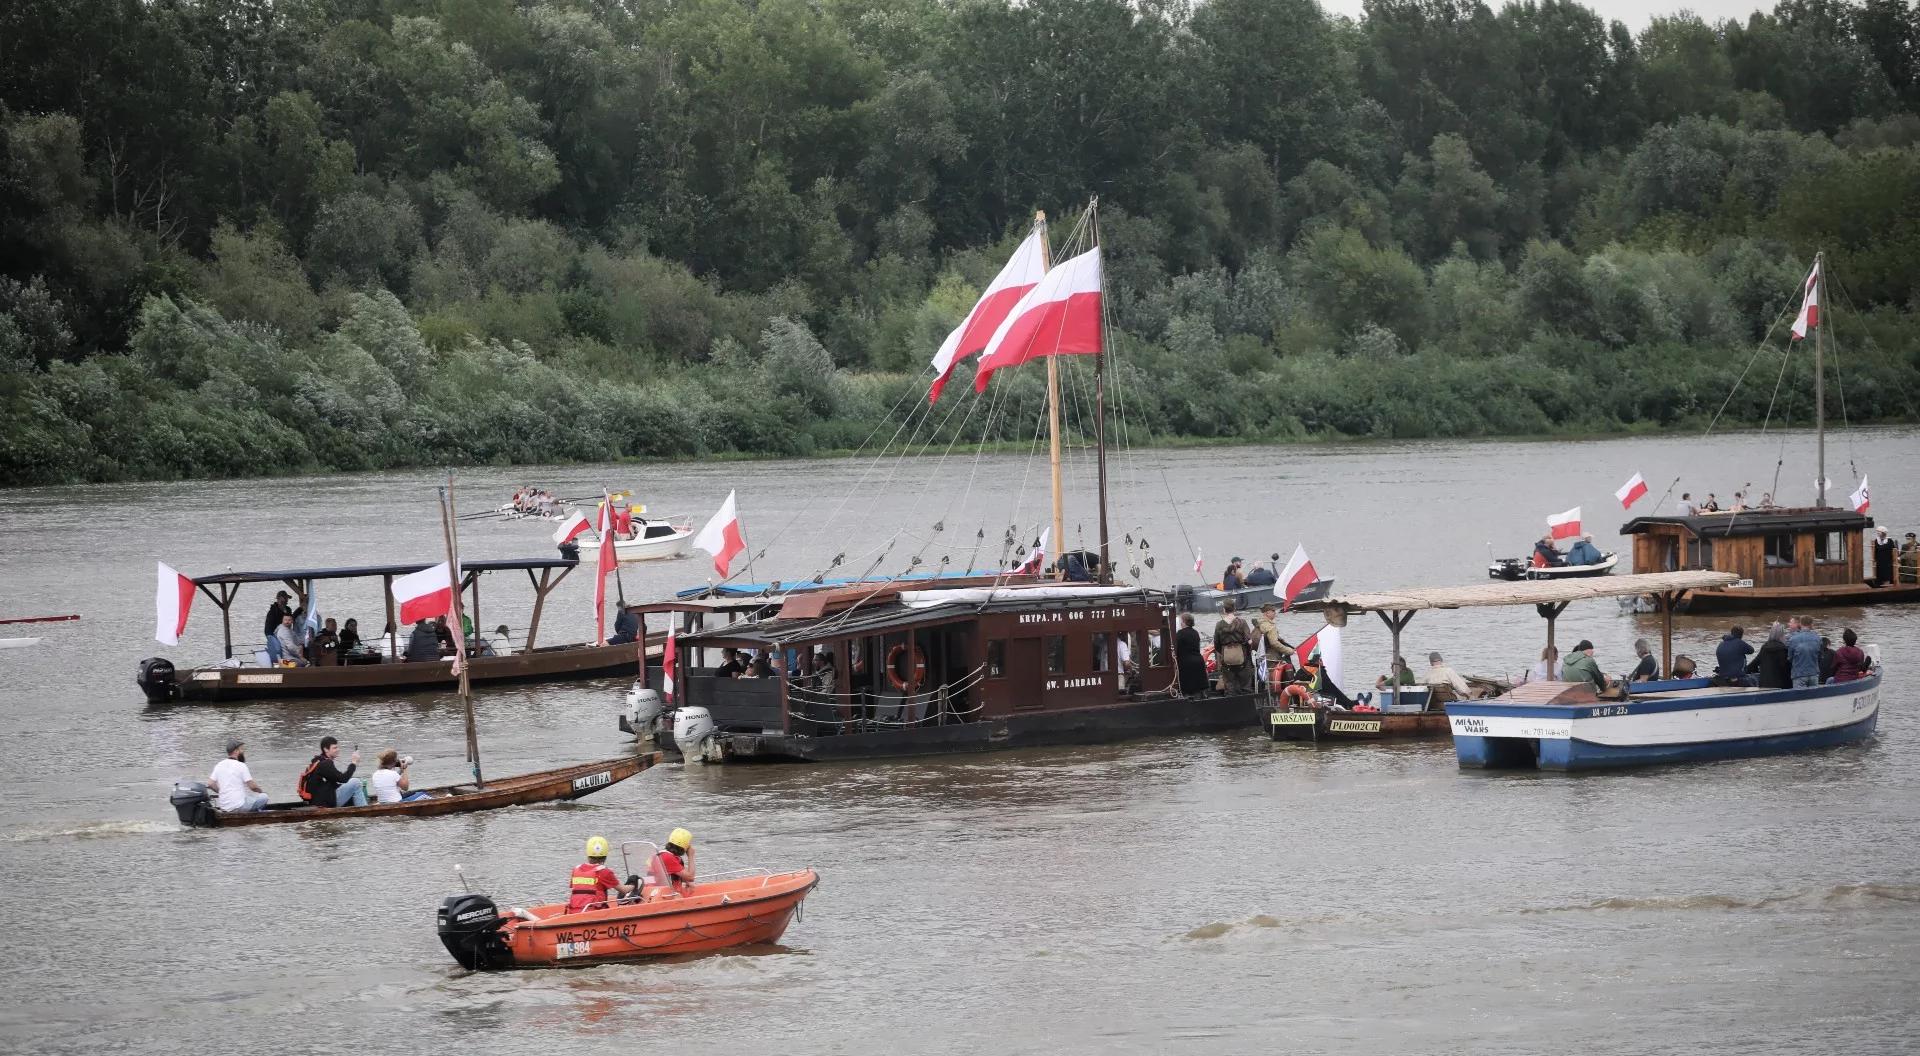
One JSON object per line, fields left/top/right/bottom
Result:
{"left": 1, "top": 0, "right": 1917, "bottom": 485}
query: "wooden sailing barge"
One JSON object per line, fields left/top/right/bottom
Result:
{"left": 138, "top": 556, "right": 645, "bottom": 703}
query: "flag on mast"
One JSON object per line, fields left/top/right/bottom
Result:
{"left": 593, "top": 492, "right": 617, "bottom": 643}
{"left": 1791, "top": 260, "right": 1820, "bottom": 340}
{"left": 1010, "top": 528, "right": 1049, "bottom": 574}
{"left": 929, "top": 226, "right": 1047, "bottom": 403}
{"left": 1547, "top": 506, "right": 1582, "bottom": 540}
{"left": 1615, "top": 472, "right": 1648, "bottom": 509}
{"left": 973, "top": 246, "right": 1103, "bottom": 392}
{"left": 392, "top": 562, "right": 455, "bottom": 625}
{"left": 1278, "top": 544, "right": 1319, "bottom": 610}
{"left": 155, "top": 562, "right": 194, "bottom": 646}
{"left": 550, "top": 510, "right": 591, "bottom": 545}
{"left": 662, "top": 623, "right": 678, "bottom": 703}
{"left": 1849, "top": 475, "right": 1870, "bottom": 513}
{"left": 1193, "top": 547, "right": 1204, "bottom": 575}
{"left": 694, "top": 490, "right": 747, "bottom": 579}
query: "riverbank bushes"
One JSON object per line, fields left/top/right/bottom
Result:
{"left": 2, "top": 0, "right": 1918, "bottom": 485}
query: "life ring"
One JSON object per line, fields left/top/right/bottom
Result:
{"left": 886, "top": 643, "right": 927, "bottom": 692}
{"left": 1283, "top": 683, "right": 1314, "bottom": 706}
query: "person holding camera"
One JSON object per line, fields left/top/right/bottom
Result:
{"left": 370, "top": 749, "right": 432, "bottom": 803}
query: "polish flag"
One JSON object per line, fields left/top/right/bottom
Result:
{"left": 1278, "top": 544, "right": 1319, "bottom": 610}
{"left": 550, "top": 511, "right": 591, "bottom": 545}
{"left": 973, "top": 246, "right": 1103, "bottom": 393}
{"left": 1615, "top": 472, "right": 1648, "bottom": 509}
{"left": 1193, "top": 548, "right": 1204, "bottom": 575}
{"left": 1791, "top": 260, "right": 1820, "bottom": 340}
{"left": 1010, "top": 528, "right": 1049, "bottom": 575}
{"left": 929, "top": 226, "right": 1047, "bottom": 403}
{"left": 694, "top": 490, "right": 747, "bottom": 579}
{"left": 1849, "top": 475, "right": 1870, "bottom": 513}
{"left": 1547, "top": 506, "right": 1582, "bottom": 540}
{"left": 1293, "top": 624, "right": 1343, "bottom": 687}
{"left": 154, "top": 562, "right": 195, "bottom": 646}
{"left": 393, "top": 561, "right": 455, "bottom": 625}
{"left": 594, "top": 495, "right": 617, "bottom": 643}
{"left": 662, "top": 623, "right": 678, "bottom": 704}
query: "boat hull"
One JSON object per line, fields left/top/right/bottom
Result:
{"left": 158, "top": 641, "right": 648, "bottom": 704}
{"left": 587, "top": 530, "right": 693, "bottom": 563}
{"left": 1679, "top": 581, "right": 1920, "bottom": 613}
{"left": 445, "top": 870, "right": 819, "bottom": 969}
{"left": 675, "top": 691, "right": 1265, "bottom": 762}
{"left": 1488, "top": 554, "right": 1616, "bottom": 581}
{"left": 1265, "top": 705, "right": 1451, "bottom": 742}
{"left": 176, "top": 754, "right": 659, "bottom": 827}
{"left": 1447, "top": 673, "right": 1881, "bottom": 771}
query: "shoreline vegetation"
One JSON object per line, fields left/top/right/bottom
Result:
{"left": 4, "top": 0, "right": 1919, "bottom": 487}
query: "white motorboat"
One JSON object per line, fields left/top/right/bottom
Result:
{"left": 1487, "top": 552, "right": 1617, "bottom": 580}
{"left": 584, "top": 516, "right": 695, "bottom": 563}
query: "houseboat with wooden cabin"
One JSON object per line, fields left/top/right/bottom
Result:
{"left": 1620, "top": 508, "right": 1920, "bottom": 612}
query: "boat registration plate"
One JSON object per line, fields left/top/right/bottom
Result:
{"left": 571, "top": 770, "right": 613, "bottom": 792}
{"left": 555, "top": 941, "right": 591, "bottom": 960}
{"left": 1329, "top": 719, "right": 1381, "bottom": 734}
{"left": 1270, "top": 712, "right": 1316, "bottom": 726}
{"left": 235, "top": 673, "right": 284, "bottom": 685}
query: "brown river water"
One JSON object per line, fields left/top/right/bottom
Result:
{"left": 1, "top": 428, "right": 1917, "bottom": 1055}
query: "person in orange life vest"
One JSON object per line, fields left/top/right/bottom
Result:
{"left": 648, "top": 828, "right": 696, "bottom": 894}
{"left": 569, "top": 836, "right": 639, "bottom": 912}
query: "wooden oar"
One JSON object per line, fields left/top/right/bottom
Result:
{"left": 0, "top": 614, "right": 78, "bottom": 625}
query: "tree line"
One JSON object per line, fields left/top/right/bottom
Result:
{"left": 2, "top": 0, "right": 1917, "bottom": 485}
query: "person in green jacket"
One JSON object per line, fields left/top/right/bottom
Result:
{"left": 1561, "top": 640, "right": 1609, "bottom": 692}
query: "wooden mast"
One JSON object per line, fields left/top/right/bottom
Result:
{"left": 1813, "top": 249, "right": 1827, "bottom": 508}
{"left": 1038, "top": 210, "right": 1063, "bottom": 576}
{"left": 1091, "top": 199, "right": 1112, "bottom": 584}
{"left": 439, "top": 477, "right": 484, "bottom": 787}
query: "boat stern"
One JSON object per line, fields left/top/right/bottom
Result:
{"left": 1445, "top": 700, "right": 1576, "bottom": 769}
{"left": 438, "top": 893, "right": 514, "bottom": 971}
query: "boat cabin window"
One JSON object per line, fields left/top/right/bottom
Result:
{"left": 1685, "top": 536, "right": 1712, "bottom": 570}
{"left": 1764, "top": 534, "right": 1797, "bottom": 568}
{"left": 1045, "top": 635, "right": 1066, "bottom": 674}
{"left": 986, "top": 640, "right": 1005, "bottom": 679}
{"left": 1814, "top": 531, "right": 1846, "bottom": 564}
{"left": 643, "top": 524, "right": 676, "bottom": 539}
{"left": 1146, "top": 630, "right": 1166, "bottom": 666}
{"left": 1091, "top": 633, "right": 1110, "bottom": 673}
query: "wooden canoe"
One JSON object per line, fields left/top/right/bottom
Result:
{"left": 152, "top": 641, "right": 656, "bottom": 704}
{"left": 174, "top": 753, "right": 660, "bottom": 828}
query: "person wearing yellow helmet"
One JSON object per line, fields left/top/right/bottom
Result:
{"left": 568, "top": 835, "right": 638, "bottom": 912}
{"left": 646, "top": 827, "right": 695, "bottom": 895}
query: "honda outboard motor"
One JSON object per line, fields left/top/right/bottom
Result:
{"left": 137, "top": 657, "right": 178, "bottom": 703}
{"left": 437, "top": 894, "right": 511, "bottom": 971}
{"left": 673, "top": 706, "right": 716, "bottom": 763}
{"left": 623, "top": 685, "right": 664, "bottom": 738}
{"left": 170, "top": 781, "right": 215, "bottom": 827}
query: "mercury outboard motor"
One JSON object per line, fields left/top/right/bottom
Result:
{"left": 170, "top": 781, "right": 215, "bottom": 827}
{"left": 673, "top": 705, "right": 716, "bottom": 763}
{"left": 137, "top": 657, "right": 178, "bottom": 703}
{"left": 437, "top": 894, "right": 511, "bottom": 971}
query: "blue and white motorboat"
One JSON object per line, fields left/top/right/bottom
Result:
{"left": 1446, "top": 671, "right": 1882, "bottom": 771}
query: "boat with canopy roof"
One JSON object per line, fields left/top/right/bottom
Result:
{"left": 137, "top": 554, "right": 647, "bottom": 703}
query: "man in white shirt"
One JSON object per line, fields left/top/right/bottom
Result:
{"left": 1425, "top": 651, "right": 1484, "bottom": 701}
{"left": 208, "top": 739, "right": 269, "bottom": 812}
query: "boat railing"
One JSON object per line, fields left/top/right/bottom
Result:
{"left": 785, "top": 663, "right": 991, "bottom": 729}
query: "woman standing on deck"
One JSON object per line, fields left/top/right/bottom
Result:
{"left": 1175, "top": 614, "right": 1208, "bottom": 697}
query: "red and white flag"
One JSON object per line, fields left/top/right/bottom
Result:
{"left": 1010, "top": 528, "right": 1049, "bottom": 575}
{"left": 392, "top": 561, "right": 455, "bottom": 625}
{"left": 1193, "top": 547, "right": 1204, "bottom": 575}
{"left": 662, "top": 623, "right": 678, "bottom": 703}
{"left": 550, "top": 510, "right": 591, "bottom": 545}
{"left": 594, "top": 494, "right": 618, "bottom": 643}
{"left": 1850, "top": 475, "right": 1870, "bottom": 513}
{"left": 929, "top": 226, "right": 1047, "bottom": 403}
{"left": 1547, "top": 506, "right": 1582, "bottom": 540}
{"left": 1615, "top": 472, "right": 1648, "bottom": 509}
{"left": 1294, "top": 624, "right": 1343, "bottom": 687}
{"left": 694, "top": 490, "right": 747, "bottom": 579}
{"left": 1278, "top": 544, "right": 1319, "bottom": 610}
{"left": 154, "top": 561, "right": 195, "bottom": 646}
{"left": 1791, "top": 260, "right": 1820, "bottom": 340}
{"left": 973, "top": 246, "right": 1103, "bottom": 392}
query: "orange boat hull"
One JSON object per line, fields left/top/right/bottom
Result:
{"left": 441, "top": 869, "right": 818, "bottom": 969}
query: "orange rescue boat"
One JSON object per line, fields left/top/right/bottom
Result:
{"left": 438, "top": 863, "right": 819, "bottom": 970}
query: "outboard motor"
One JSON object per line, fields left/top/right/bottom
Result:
{"left": 170, "top": 781, "right": 216, "bottom": 827}
{"left": 624, "top": 685, "right": 664, "bottom": 738}
{"left": 437, "top": 893, "right": 511, "bottom": 971}
{"left": 137, "top": 657, "right": 178, "bottom": 703}
{"left": 673, "top": 706, "right": 716, "bottom": 763}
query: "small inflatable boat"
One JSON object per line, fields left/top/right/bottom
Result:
{"left": 438, "top": 861, "right": 818, "bottom": 969}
